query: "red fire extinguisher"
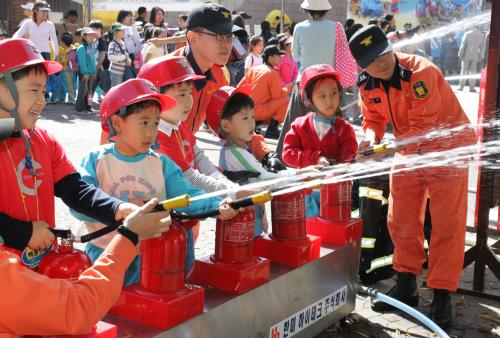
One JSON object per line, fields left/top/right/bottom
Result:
{"left": 320, "top": 174, "right": 352, "bottom": 221}
{"left": 38, "top": 236, "right": 92, "bottom": 280}
{"left": 271, "top": 190, "right": 307, "bottom": 241}
{"left": 140, "top": 222, "right": 187, "bottom": 293}
{"left": 214, "top": 207, "right": 255, "bottom": 264}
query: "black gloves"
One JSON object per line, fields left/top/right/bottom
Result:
{"left": 223, "top": 170, "right": 261, "bottom": 185}
{"left": 261, "top": 151, "right": 287, "bottom": 173}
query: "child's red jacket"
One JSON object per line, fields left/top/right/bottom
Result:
{"left": 282, "top": 113, "right": 358, "bottom": 168}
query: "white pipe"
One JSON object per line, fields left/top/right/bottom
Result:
{"left": 360, "top": 287, "right": 450, "bottom": 338}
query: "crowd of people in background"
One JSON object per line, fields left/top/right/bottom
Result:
{"left": 345, "top": 13, "right": 489, "bottom": 86}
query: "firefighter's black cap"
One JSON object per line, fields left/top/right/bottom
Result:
{"left": 186, "top": 3, "right": 233, "bottom": 35}
{"left": 349, "top": 25, "right": 393, "bottom": 68}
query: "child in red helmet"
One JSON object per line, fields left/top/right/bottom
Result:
{"left": 138, "top": 55, "right": 257, "bottom": 241}
{"left": 138, "top": 55, "right": 256, "bottom": 190}
{"left": 0, "top": 39, "right": 175, "bottom": 335}
{"left": 206, "top": 85, "right": 321, "bottom": 234}
{"left": 0, "top": 38, "right": 142, "bottom": 268}
{"left": 72, "top": 78, "right": 238, "bottom": 286}
{"left": 282, "top": 64, "right": 358, "bottom": 168}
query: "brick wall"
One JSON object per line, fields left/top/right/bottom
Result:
{"left": 8, "top": 0, "right": 28, "bottom": 34}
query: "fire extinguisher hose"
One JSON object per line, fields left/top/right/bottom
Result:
{"left": 49, "top": 194, "right": 194, "bottom": 243}
{"left": 171, "top": 190, "right": 273, "bottom": 220}
{"left": 153, "top": 194, "right": 191, "bottom": 212}
{"left": 50, "top": 191, "right": 273, "bottom": 242}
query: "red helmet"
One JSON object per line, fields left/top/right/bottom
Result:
{"left": 100, "top": 78, "right": 176, "bottom": 132}
{"left": 0, "top": 38, "right": 62, "bottom": 76}
{"left": 137, "top": 55, "right": 205, "bottom": 88}
{"left": 206, "top": 85, "right": 252, "bottom": 139}
{"left": 300, "top": 64, "right": 341, "bottom": 104}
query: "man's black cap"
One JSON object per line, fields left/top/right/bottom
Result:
{"left": 349, "top": 25, "right": 393, "bottom": 68}
{"left": 239, "top": 11, "right": 252, "bottom": 19}
{"left": 186, "top": 3, "right": 233, "bottom": 35}
{"left": 262, "top": 45, "right": 285, "bottom": 58}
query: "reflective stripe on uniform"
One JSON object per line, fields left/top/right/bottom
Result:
{"left": 424, "top": 239, "right": 429, "bottom": 250}
{"left": 359, "top": 187, "right": 389, "bottom": 205}
{"left": 366, "top": 255, "right": 393, "bottom": 274}
{"left": 361, "top": 237, "right": 376, "bottom": 249}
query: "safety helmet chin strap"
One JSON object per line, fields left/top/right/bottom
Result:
{"left": 306, "top": 100, "right": 322, "bottom": 115}
{"left": 105, "top": 106, "right": 128, "bottom": 141}
{"left": 1, "top": 70, "right": 37, "bottom": 176}
{"left": 303, "top": 92, "right": 326, "bottom": 116}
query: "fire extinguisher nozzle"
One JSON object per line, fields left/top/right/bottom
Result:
{"left": 250, "top": 190, "right": 273, "bottom": 205}
{"left": 229, "top": 190, "right": 272, "bottom": 210}
{"left": 155, "top": 194, "right": 191, "bottom": 211}
{"left": 49, "top": 228, "right": 73, "bottom": 239}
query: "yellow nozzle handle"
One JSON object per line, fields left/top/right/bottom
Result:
{"left": 372, "top": 144, "right": 389, "bottom": 154}
{"left": 155, "top": 194, "right": 191, "bottom": 211}
{"left": 362, "top": 143, "right": 390, "bottom": 156}
{"left": 250, "top": 190, "right": 273, "bottom": 205}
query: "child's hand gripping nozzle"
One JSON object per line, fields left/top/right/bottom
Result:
{"left": 169, "top": 190, "right": 273, "bottom": 223}
{"left": 48, "top": 195, "right": 194, "bottom": 244}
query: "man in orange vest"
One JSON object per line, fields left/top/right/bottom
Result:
{"left": 350, "top": 25, "right": 476, "bottom": 328}
{"left": 171, "top": 3, "right": 286, "bottom": 172}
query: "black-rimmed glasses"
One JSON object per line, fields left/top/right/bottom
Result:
{"left": 197, "top": 30, "right": 233, "bottom": 42}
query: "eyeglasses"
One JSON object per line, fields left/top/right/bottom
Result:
{"left": 197, "top": 30, "right": 233, "bottom": 42}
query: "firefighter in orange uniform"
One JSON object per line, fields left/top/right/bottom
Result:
{"left": 349, "top": 25, "right": 476, "bottom": 328}
{"left": 171, "top": 3, "right": 286, "bottom": 172}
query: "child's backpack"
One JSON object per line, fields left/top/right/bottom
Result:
{"left": 67, "top": 47, "right": 78, "bottom": 73}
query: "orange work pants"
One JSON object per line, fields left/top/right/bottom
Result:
{"left": 388, "top": 155, "right": 468, "bottom": 291}
{"left": 254, "top": 95, "right": 289, "bottom": 123}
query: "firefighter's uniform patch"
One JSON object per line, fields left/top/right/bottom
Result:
{"left": 412, "top": 80, "right": 429, "bottom": 99}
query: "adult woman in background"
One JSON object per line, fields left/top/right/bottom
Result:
{"left": 108, "top": 23, "right": 132, "bottom": 87}
{"left": 149, "top": 6, "right": 175, "bottom": 53}
{"left": 116, "top": 10, "right": 142, "bottom": 67}
{"left": 14, "top": 1, "right": 59, "bottom": 101}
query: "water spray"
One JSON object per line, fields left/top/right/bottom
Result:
{"left": 394, "top": 12, "right": 491, "bottom": 50}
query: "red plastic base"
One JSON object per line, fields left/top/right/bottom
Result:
{"left": 252, "top": 234, "right": 321, "bottom": 267}
{"left": 26, "top": 321, "right": 117, "bottom": 338}
{"left": 306, "top": 217, "right": 363, "bottom": 245}
{"left": 186, "top": 256, "right": 270, "bottom": 294}
{"left": 109, "top": 284, "right": 204, "bottom": 330}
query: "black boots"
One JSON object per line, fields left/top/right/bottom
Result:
{"left": 430, "top": 289, "right": 452, "bottom": 329}
{"left": 371, "top": 272, "right": 419, "bottom": 312}
{"left": 264, "top": 119, "right": 281, "bottom": 139}
{"left": 370, "top": 273, "right": 452, "bottom": 329}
